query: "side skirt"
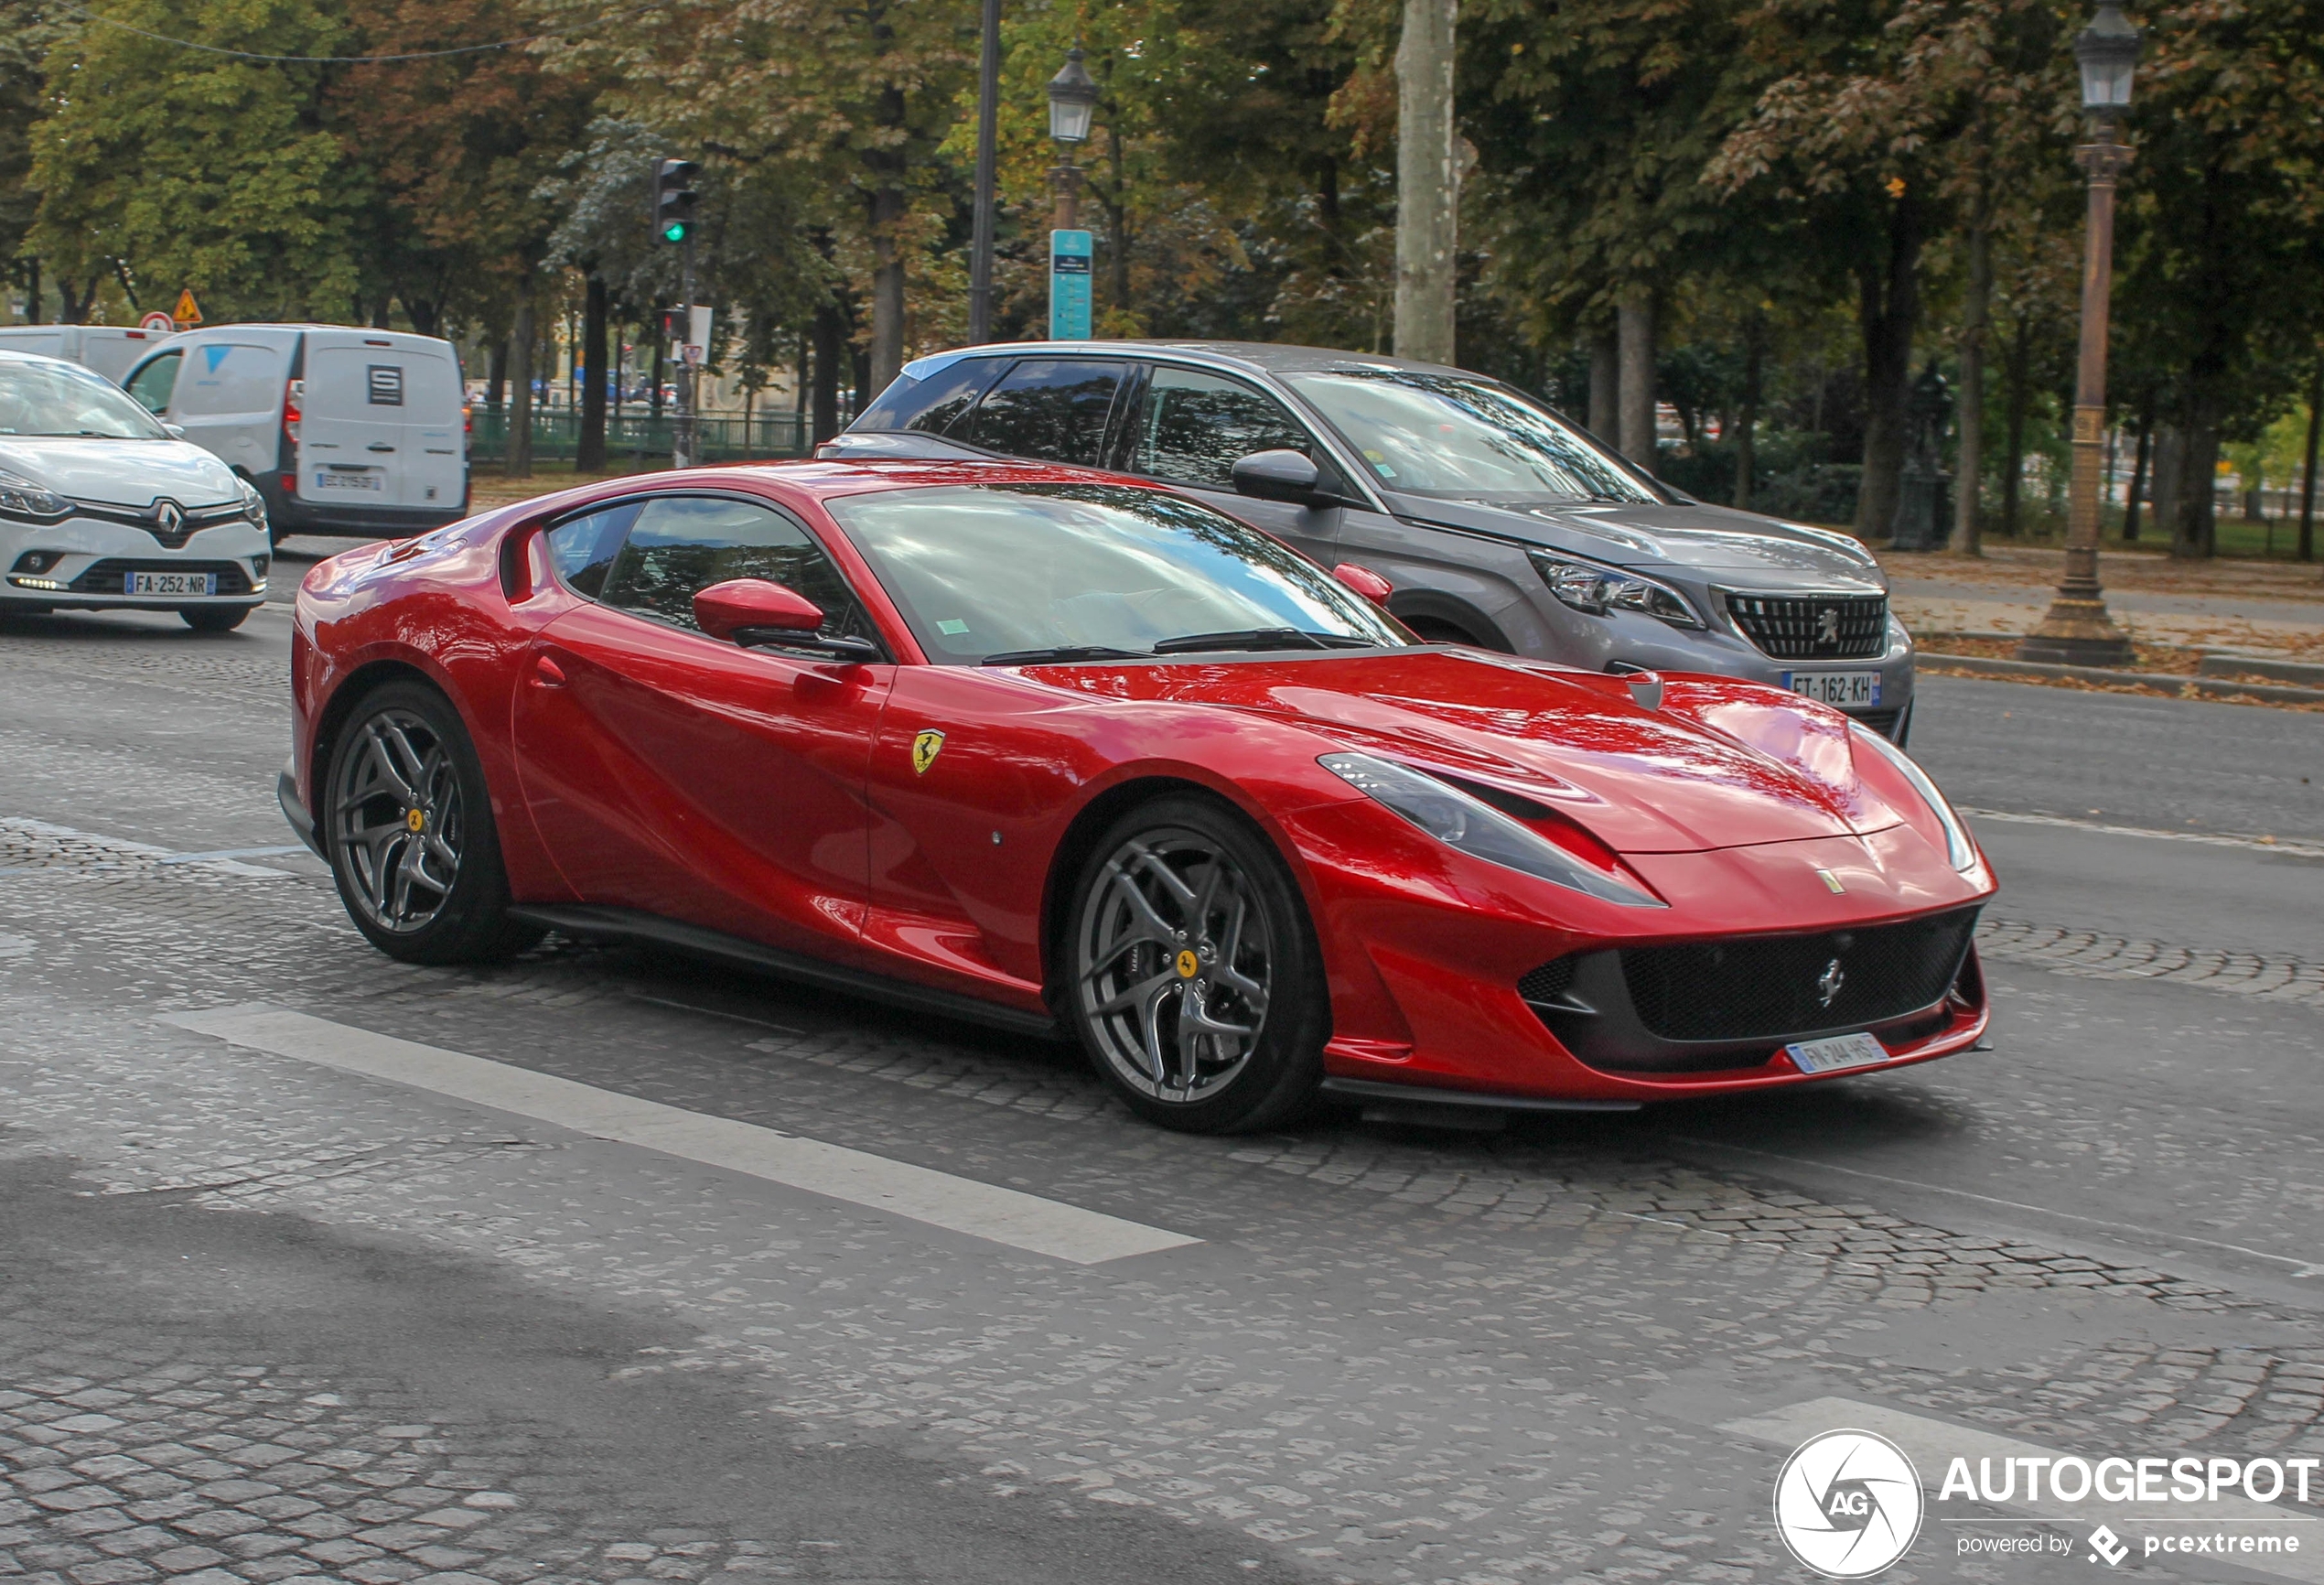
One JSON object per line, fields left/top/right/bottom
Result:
{"left": 507, "top": 903, "right": 1061, "bottom": 1041}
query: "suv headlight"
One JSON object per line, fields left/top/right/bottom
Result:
{"left": 1850, "top": 722, "right": 1976, "bottom": 871}
{"left": 1320, "top": 751, "right": 1664, "bottom": 907}
{"left": 1527, "top": 549, "right": 1699, "bottom": 626}
{"left": 0, "top": 470, "right": 71, "bottom": 524}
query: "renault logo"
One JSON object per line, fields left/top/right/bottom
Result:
{"left": 152, "top": 499, "right": 184, "bottom": 536}
{"left": 1816, "top": 957, "right": 1846, "bottom": 1008}
{"left": 1816, "top": 607, "right": 1841, "bottom": 646}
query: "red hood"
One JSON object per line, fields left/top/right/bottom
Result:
{"left": 1018, "top": 650, "right": 1910, "bottom": 855}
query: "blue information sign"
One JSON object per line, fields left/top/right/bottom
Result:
{"left": 1049, "top": 229, "right": 1092, "bottom": 341}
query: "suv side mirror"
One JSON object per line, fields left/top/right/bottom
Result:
{"left": 1232, "top": 448, "right": 1353, "bottom": 508}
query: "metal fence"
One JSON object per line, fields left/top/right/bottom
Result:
{"left": 467, "top": 408, "right": 815, "bottom": 466}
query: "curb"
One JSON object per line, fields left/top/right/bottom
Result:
{"left": 1919, "top": 652, "right": 2324, "bottom": 705}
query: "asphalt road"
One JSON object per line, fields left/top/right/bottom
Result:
{"left": 4, "top": 590, "right": 2321, "bottom": 1585}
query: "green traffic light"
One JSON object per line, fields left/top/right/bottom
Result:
{"left": 662, "top": 222, "right": 687, "bottom": 243}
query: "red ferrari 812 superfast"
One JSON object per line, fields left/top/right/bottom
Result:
{"left": 280, "top": 458, "right": 1996, "bottom": 1134}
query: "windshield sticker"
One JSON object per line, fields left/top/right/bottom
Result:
{"left": 936, "top": 619, "right": 971, "bottom": 635}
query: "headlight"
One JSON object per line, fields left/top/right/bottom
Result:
{"left": 1527, "top": 549, "right": 1699, "bottom": 626}
{"left": 1850, "top": 722, "right": 1976, "bottom": 871}
{"left": 238, "top": 479, "right": 268, "bottom": 524}
{"left": 0, "top": 470, "right": 70, "bottom": 524}
{"left": 1320, "top": 751, "right": 1664, "bottom": 907}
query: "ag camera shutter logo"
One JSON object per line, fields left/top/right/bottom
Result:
{"left": 1774, "top": 1429, "right": 1925, "bottom": 1578}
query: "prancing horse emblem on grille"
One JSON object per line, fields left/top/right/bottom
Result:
{"left": 152, "top": 499, "right": 184, "bottom": 536}
{"left": 1816, "top": 607, "right": 1841, "bottom": 646}
{"left": 1815, "top": 956, "right": 1846, "bottom": 1008}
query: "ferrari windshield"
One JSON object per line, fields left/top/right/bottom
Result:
{"left": 0, "top": 359, "right": 169, "bottom": 439}
{"left": 1285, "top": 370, "right": 1657, "bottom": 504}
{"left": 825, "top": 482, "right": 1409, "bottom": 664}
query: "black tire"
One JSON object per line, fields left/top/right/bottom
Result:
{"left": 1064, "top": 795, "right": 1329, "bottom": 1134}
{"left": 180, "top": 605, "right": 253, "bottom": 633}
{"left": 1403, "top": 616, "right": 1484, "bottom": 647}
{"left": 322, "top": 679, "right": 543, "bottom": 965}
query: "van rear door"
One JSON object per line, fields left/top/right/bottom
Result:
{"left": 395, "top": 347, "right": 466, "bottom": 512}
{"left": 298, "top": 340, "right": 402, "bottom": 507}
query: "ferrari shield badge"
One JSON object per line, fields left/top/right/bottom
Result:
{"left": 911, "top": 729, "right": 945, "bottom": 776}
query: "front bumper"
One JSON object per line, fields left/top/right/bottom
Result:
{"left": 278, "top": 758, "right": 323, "bottom": 858}
{"left": 2, "top": 514, "right": 270, "bottom": 608}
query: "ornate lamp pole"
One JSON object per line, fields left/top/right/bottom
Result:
{"left": 2019, "top": 2, "right": 2140, "bottom": 665}
{"left": 1045, "top": 47, "right": 1098, "bottom": 232}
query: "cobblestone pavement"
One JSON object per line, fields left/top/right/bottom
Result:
{"left": 5, "top": 613, "right": 2324, "bottom": 1584}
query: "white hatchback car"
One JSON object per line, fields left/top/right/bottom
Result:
{"left": 0, "top": 349, "right": 270, "bottom": 631}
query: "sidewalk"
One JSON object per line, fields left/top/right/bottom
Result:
{"left": 1883, "top": 545, "right": 2324, "bottom": 662}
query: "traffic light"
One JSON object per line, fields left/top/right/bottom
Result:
{"left": 651, "top": 156, "right": 700, "bottom": 245}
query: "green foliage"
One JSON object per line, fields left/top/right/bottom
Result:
{"left": 31, "top": 0, "right": 358, "bottom": 319}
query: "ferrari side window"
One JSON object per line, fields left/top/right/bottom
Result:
{"left": 542, "top": 502, "right": 640, "bottom": 598}
{"left": 1133, "top": 367, "right": 1314, "bottom": 489}
{"left": 964, "top": 359, "right": 1124, "bottom": 465}
{"left": 598, "top": 496, "right": 874, "bottom": 643}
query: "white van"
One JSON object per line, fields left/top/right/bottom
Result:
{"left": 120, "top": 324, "right": 468, "bottom": 542}
{"left": 0, "top": 324, "right": 173, "bottom": 384}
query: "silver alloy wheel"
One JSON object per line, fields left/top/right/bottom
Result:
{"left": 1075, "top": 826, "right": 1274, "bottom": 1104}
{"left": 331, "top": 706, "right": 464, "bottom": 933}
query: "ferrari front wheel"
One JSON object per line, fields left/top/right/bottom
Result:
{"left": 324, "top": 679, "right": 541, "bottom": 965}
{"left": 1067, "top": 796, "right": 1328, "bottom": 1135}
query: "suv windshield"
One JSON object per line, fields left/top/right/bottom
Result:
{"left": 825, "top": 482, "right": 1409, "bottom": 664}
{"left": 1285, "top": 370, "right": 1658, "bottom": 504}
{"left": 0, "top": 359, "right": 169, "bottom": 439}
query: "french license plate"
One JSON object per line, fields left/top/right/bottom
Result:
{"left": 1786, "top": 1030, "right": 1890, "bottom": 1074}
{"left": 125, "top": 571, "right": 217, "bottom": 597}
{"left": 1785, "top": 670, "right": 1880, "bottom": 707}
{"left": 317, "top": 470, "right": 384, "bottom": 491}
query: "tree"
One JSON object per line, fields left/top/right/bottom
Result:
{"left": 31, "top": 0, "right": 358, "bottom": 321}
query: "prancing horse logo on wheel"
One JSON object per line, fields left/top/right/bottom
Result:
{"left": 1816, "top": 956, "right": 1846, "bottom": 1008}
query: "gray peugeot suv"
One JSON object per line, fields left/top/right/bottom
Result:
{"left": 827, "top": 340, "right": 1914, "bottom": 740}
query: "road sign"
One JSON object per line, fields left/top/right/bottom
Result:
{"left": 1049, "top": 231, "right": 1092, "bottom": 340}
{"left": 172, "top": 289, "right": 202, "bottom": 327}
{"left": 139, "top": 310, "right": 176, "bottom": 335}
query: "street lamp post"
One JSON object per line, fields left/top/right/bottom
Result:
{"left": 2018, "top": 2, "right": 2140, "bottom": 666}
{"left": 1044, "top": 47, "right": 1098, "bottom": 342}
{"left": 966, "top": 0, "right": 1001, "bottom": 346}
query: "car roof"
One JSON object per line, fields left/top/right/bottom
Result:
{"left": 896, "top": 340, "right": 1472, "bottom": 383}
{"left": 535, "top": 457, "right": 1169, "bottom": 515}
{"left": 0, "top": 346, "right": 111, "bottom": 370}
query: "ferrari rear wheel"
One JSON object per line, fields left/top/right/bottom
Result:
{"left": 1068, "top": 796, "right": 1328, "bottom": 1134}
{"left": 324, "top": 680, "right": 541, "bottom": 965}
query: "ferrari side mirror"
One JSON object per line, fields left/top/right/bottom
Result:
{"left": 1331, "top": 562, "right": 1393, "bottom": 605}
{"left": 694, "top": 577, "right": 824, "bottom": 644}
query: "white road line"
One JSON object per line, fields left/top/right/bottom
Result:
{"left": 1960, "top": 806, "right": 2324, "bottom": 859}
{"left": 1723, "top": 1396, "right": 2323, "bottom": 1582}
{"left": 0, "top": 815, "right": 290, "bottom": 878}
{"left": 157, "top": 1002, "right": 1200, "bottom": 1267}
{"left": 154, "top": 845, "right": 310, "bottom": 865}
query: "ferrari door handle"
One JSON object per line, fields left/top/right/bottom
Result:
{"left": 532, "top": 656, "right": 566, "bottom": 687}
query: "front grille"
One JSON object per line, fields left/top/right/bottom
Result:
{"left": 68, "top": 559, "right": 253, "bottom": 596}
{"left": 1517, "top": 958, "right": 1576, "bottom": 1005}
{"left": 1852, "top": 706, "right": 1903, "bottom": 739}
{"left": 1726, "top": 592, "right": 1887, "bottom": 659}
{"left": 69, "top": 499, "right": 248, "bottom": 550}
{"left": 1620, "top": 906, "right": 1979, "bottom": 1042}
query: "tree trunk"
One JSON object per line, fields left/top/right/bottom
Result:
{"left": 867, "top": 178, "right": 907, "bottom": 392}
{"left": 651, "top": 332, "right": 665, "bottom": 418}
{"left": 487, "top": 340, "right": 507, "bottom": 411}
{"left": 1587, "top": 329, "right": 1619, "bottom": 446}
{"left": 2000, "top": 312, "right": 2032, "bottom": 536}
{"left": 577, "top": 275, "right": 608, "bottom": 474}
{"left": 1392, "top": 0, "right": 1458, "bottom": 363}
{"left": 371, "top": 297, "right": 393, "bottom": 330}
{"left": 2299, "top": 352, "right": 2320, "bottom": 563}
{"left": 2173, "top": 414, "right": 2219, "bottom": 559}
{"left": 2123, "top": 408, "right": 2151, "bottom": 542}
{"left": 2148, "top": 424, "right": 2183, "bottom": 549}
{"left": 811, "top": 302, "right": 844, "bottom": 444}
{"left": 1617, "top": 293, "right": 1656, "bottom": 466}
{"left": 1735, "top": 313, "right": 1763, "bottom": 511}
{"left": 505, "top": 290, "right": 536, "bottom": 480}
{"left": 22, "top": 256, "right": 38, "bottom": 324}
{"left": 1853, "top": 189, "right": 1924, "bottom": 539}
{"left": 1105, "top": 122, "right": 1131, "bottom": 321}
{"left": 59, "top": 275, "right": 99, "bottom": 324}
{"left": 1950, "top": 220, "right": 1992, "bottom": 555}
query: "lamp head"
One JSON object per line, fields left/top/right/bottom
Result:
{"left": 1047, "top": 47, "right": 1099, "bottom": 145}
{"left": 2076, "top": 1, "right": 2140, "bottom": 117}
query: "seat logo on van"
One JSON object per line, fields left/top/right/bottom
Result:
{"left": 367, "top": 365, "right": 404, "bottom": 406}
